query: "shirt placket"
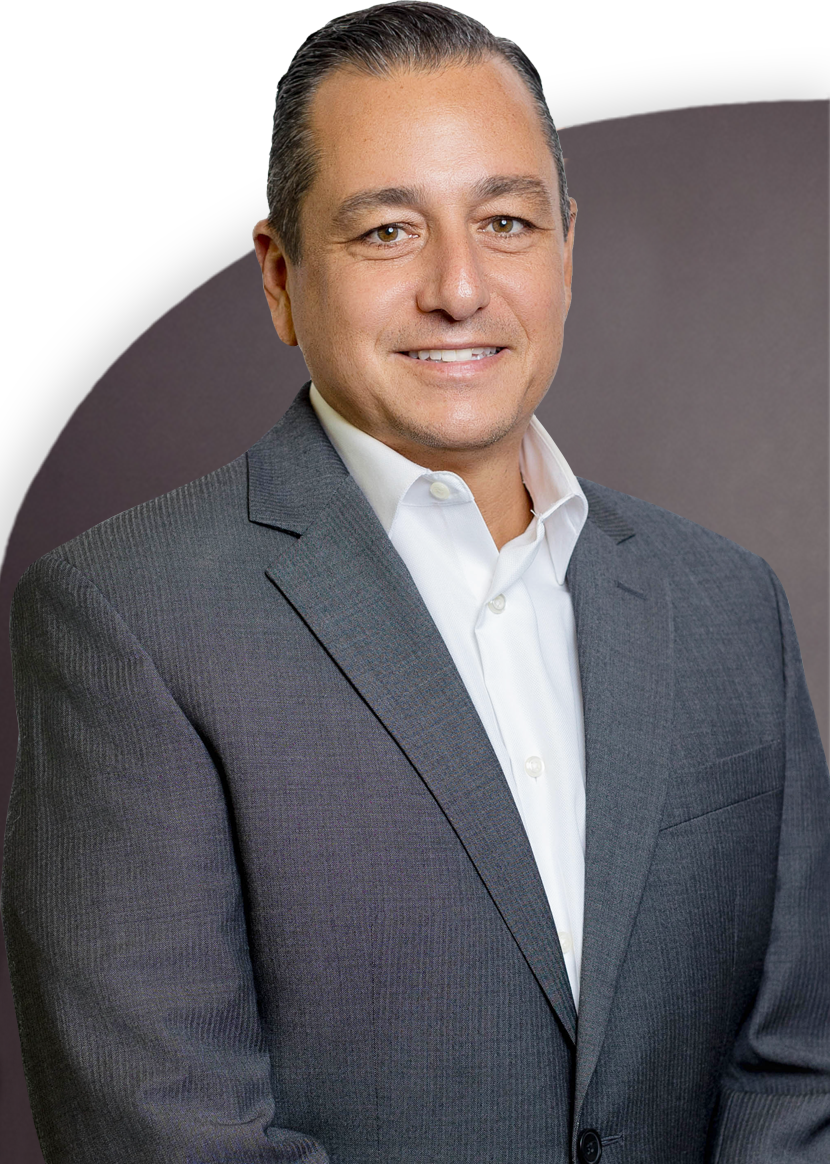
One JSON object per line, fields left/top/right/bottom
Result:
{"left": 473, "top": 528, "right": 585, "bottom": 1003}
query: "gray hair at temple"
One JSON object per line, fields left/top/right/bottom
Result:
{"left": 266, "top": 1, "right": 571, "bottom": 264}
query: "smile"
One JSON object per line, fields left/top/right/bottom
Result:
{"left": 405, "top": 347, "right": 502, "bottom": 362}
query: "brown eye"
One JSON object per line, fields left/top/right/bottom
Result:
{"left": 491, "top": 217, "right": 516, "bottom": 234}
{"left": 374, "top": 224, "right": 402, "bottom": 242}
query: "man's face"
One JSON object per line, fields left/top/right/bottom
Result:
{"left": 256, "top": 56, "right": 576, "bottom": 463}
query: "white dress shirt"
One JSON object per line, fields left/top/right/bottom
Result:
{"left": 309, "top": 384, "right": 589, "bottom": 1006}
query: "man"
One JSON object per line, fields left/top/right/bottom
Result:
{"left": 3, "top": 3, "right": 829, "bottom": 1162}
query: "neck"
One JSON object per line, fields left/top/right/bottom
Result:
{"left": 419, "top": 435, "right": 533, "bottom": 551}
{"left": 309, "top": 384, "right": 534, "bottom": 550}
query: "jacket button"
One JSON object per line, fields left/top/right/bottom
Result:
{"left": 577, "top": 1129, "right": 602, "bottom": 1163}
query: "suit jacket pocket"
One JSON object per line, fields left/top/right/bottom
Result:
{"left": 659, "top": 738, "right": 784, "bottom": 830}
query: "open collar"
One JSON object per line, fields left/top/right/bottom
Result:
{"left": 308, "top": 382, "right": 588, "bottom": 585}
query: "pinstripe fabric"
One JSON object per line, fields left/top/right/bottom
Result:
{"left": 3, "top": 385, "right": 829, "bottom": 1162}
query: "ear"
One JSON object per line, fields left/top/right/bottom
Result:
{"left": 252, "top": 219, "right": 298, "bottom": 346}
{"left": 563, "top": 197, "right": 577, "bottom": 315}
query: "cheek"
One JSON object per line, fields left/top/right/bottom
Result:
{"left": 496, "top": 255, "right": 567, "bottom": 334}
{"left": 342, "top": 267, "right": 418, "bottom": 343}
{"left": 290, "top": 268, "right": 357, "bottom": 369}
{"left": 310, "top": 263, "right": 412, "bottom": 349}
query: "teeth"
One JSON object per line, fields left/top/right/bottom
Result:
{"left": 407, "top": 347, "right": 499, "bottom": 362}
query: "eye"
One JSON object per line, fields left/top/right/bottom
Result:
{"left": 485, "top": 216, "right": 530, "bottom": 236}
{"left": 365, "top": 223, "right": 408, "bottom": 245}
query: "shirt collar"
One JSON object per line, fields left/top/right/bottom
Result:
{"left": 309, "top": 382, "right": 588, "bottom": 583}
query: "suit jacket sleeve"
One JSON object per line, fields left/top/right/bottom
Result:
{"left": 709, "top": 566, "right": 830, "bottom": 1161}
{"left": 1, "top": 552, "right": 330, "bottom": 1164}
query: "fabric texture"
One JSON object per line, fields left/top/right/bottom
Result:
{"left": 3, "top": 383, "right": 829, "bottom": 1163}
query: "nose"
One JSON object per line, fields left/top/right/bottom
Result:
{"left": 415, "top": 227, "right": 490, "bottom": 320}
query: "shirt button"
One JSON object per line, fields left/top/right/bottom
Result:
{"left": 429, "top": 480, "right": 452, "bottom": 500}
{"left": 524, "top": 755, "right": 544, "bottom": 778}
{"left": 487, "top": 594, "right": 506, "bottom": 613}
{"left": 558, "top": 931, "right": 573, "bottom": 954}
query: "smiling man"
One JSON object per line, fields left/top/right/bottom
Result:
{"left": 3, "top": 4, "right": 829, "bottom": 1164}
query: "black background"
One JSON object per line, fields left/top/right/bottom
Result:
{"left": 4, "top": 30, "right": 824, "bottom": 549}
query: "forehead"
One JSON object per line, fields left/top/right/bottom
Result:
{"left": 306, "top": 57, "right": 555, "bottom": 203}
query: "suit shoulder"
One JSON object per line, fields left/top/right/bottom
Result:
{"left": 16, "top": 455, "right": 251, "bottom": 606}
{"left": 579, "top": 477, "right": 776, "bottom": 588}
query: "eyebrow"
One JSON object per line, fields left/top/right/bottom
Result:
{"left": 332, "top": 186, "right": 424, "bottom": 231}
{"left": 471, "top": 175, "right": 554, "bottom": 210}
{"left": 331, "top": 174, "right": 555, "bottom": 231}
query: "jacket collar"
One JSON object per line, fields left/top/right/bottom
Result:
{"left": 247, "top": 383, "right": 349, "bottom": 535}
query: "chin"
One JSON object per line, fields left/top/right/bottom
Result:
{"left": 392, "top": 411, "right": 519, "bottom": 453}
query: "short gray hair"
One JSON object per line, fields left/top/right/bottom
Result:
{"left": 267, "top": 1, "right": 571, "bottom": 263}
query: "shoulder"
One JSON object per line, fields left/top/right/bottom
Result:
{"left": 578, "top": 477, "right": 780, "bottom": 612}
{"left": 11, "top": 384, "right": 338, "bottom": 653}
{"left": 13, "top": 452, "right": 259, "bottom": 622}
{"left": 576, "top": 480, "right": 795, "bottom": 724}
{"left": 49, "top": 452, "right": 245, "bottom": 558}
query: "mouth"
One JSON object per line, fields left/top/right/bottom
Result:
{"left": 402, "top": 346, "right": 504, "bottom": 363}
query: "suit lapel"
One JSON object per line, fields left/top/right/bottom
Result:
{"left": 248, "top": 388, "right": 578, "bottom": 1042}
{"left": 567, "top": 492, "right": 674, "bottom": 1120}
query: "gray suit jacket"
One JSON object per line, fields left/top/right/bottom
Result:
{"left": 3, "top": 385, "right": 830, "bottom": 1163}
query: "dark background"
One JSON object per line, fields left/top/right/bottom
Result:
{"left": 1, "top": 31, "right": 828, "bottom": 1159}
